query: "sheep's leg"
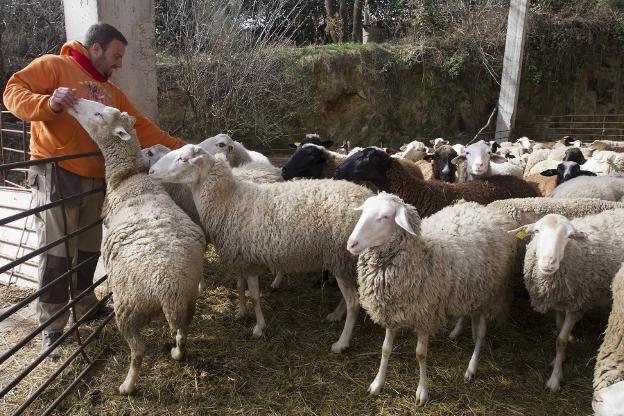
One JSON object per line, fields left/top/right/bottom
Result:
{"left": 554, "top": 310, "right": 574, "bottom": 347}
{"left": 168, "top": 301, "right": 194, "bottom": 361}
{"left": 465, "top": 313, "right": 486, "bottom": 380}
{"left": 415, "top": 333, "right": 430, "bottom": 405}
{"left": 368, "top": 328, "right": 396, "bottom": 395}
{"left": 325, "top": 298, "right": 346, "bottom": 322}
{"left": 118, "top": 316, "right": 146, "bottom": 395}
{"left": 270, "top": 271, "right": 284, "bottom": 289}
{"left": 246, "top": 275, "right": 266, "bottom": 338}
{"left": 448, "top": 316, "right": 465, "bottom": 340}
{"left": 236, "top": 276, "right": 248, "bottom": 319}
{"left": 330, "top": 277, "right": 359, "bottom": 353}
{"left": 546, "top": 311, "right": 582, "bottom": 393}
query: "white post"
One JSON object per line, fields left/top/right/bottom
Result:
{"left": 62, "top": 0, "right": 159, "bottom": 122}
{"left": 495, "top": 0, "right": 529, "bottom": 141}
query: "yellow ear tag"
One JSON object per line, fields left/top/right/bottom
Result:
{"left": 515, "top": 229, "right": 528, "bottom": 240}
{"left": 294, "top": 142, "right": 301, "bottom": 147}
{"left": 129, "top": 117, "right": 136, "bottom": 127}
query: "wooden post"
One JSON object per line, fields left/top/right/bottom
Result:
{"left": 495, "top": 0, "right": 529, "bottom": 141}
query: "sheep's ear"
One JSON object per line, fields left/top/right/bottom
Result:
{"left": 579, "top": 170, "right": 597, "bottom": 177}
{"left": 505, "top": 154, "right": 516, "bottom": 159}
{"left": 508, "top": 224, "right": 535, "bottom": 240}
{"left": 400, "top": 144, "right": 407, "bottom": 151}
{"left": 490, "top": 154, "right": 508, "bottom": 164}
{"left": 451, "top": 154, "right": 466, "bottom": 165}
{"left": 540, "top": 169, "right": 558, "bottom": 177}
{"left": 352, "top": 204, "right": 365, "bottom": 212}
{"left": 395, "top": 205, "right": 416, "bottom": 236}
{"left": 113, "top": 125, "right": 132, "bottom": 141}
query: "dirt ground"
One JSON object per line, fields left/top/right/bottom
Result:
{"left": 1, "top": 245, "right": 605, "bottom": 416}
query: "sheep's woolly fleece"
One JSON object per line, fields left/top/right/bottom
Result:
{"left": 357, "top": 198, "right": 517, "bottom": 334}
{"left": 594, "top": 263, "right": 624, "bottom": 391}
{"left": 522, "top": 209, "right": 624, "bottom": 314}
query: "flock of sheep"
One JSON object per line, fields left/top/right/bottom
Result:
{"left": 67, "top": 98, "right": 623, "bottom": 415}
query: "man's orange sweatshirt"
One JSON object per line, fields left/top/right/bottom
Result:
{"left": 3, "top": 40, "right": 184, "bottom": 178}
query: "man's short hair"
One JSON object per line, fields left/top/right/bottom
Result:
{"left": 84, "top": 23, "right": 128, "bottom": 50}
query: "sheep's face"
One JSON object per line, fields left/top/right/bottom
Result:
{"left": 334, "top": 148, "right": 392, "bottom": 192}
{"left": 457, "top": 140, "right": 507, "bottom": 177}
{"left": 517, "top": 136, "right": 535, "bottom": 151}
{"left": 400, "top": 141, "right": 427, "bottom": 161}
{"left": 540, "top": 161, "right": 596, "bottom": 185}
{"left": 510, "top": 214, "right": 588, "bottom": 275}
{"left": 68, "top": 98, "right": 134, "bottom": 143}
{"left": 430, "top": 137, "right": 449, "bottom": 150}
{"left": 593, "top": 381, "right": 624, "bottom": 416}
{"left": 347, "top": 192, "right": 416, "bottom": 255}
{"left": 149, "top": 144, "right": 211, "bottom": 185}
{"left": 429, "top": 145, "right": 457, "bottom": 182}
{"left": 141, "top": 144, "right": 171, "bottom": 167}
{"left": 198, "top": 133, "right": 234, "bottom": 157}
{"left": 563, "top": 147, "right": 587, "bottom": 165}
{"left": 282, "top": 143, "right": 328, "bottom": 180}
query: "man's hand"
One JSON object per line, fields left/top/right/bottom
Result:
{"left": 49, "top": 87, "right": 77, "bottom": 113}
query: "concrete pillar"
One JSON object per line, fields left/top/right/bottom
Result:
{"left": 62, "top": 0, "right": 159, "bottom": 122}
{"left": 495, "top": 0, "right": 529, "bottom": 141}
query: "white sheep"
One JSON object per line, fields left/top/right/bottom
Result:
{"left": 452, "top": 140, "right": 524, "bottom": 180}
{"left": 593, "top": 263, "right": 624, "bottom": 416}
{"left": 392, "top": 140, "right": 428, "bottom": 161}
{"left": 549, "top": 176, "right": 624, "bottom": 201}
{"left": 509, "top": 210, "right": 624, "bottom": 392}
{"left": 198, "top": 133, "right": 275, "bottom": 168}
{"left": 149, "top": 144, "right": 374, "bottom": 353}
{"left": 68, "top": 99, "right": 205, "bottom": 395}
{"left": 582, "top": 150, "right": 624, "bottom": 176}
{"left": 348, "top": 193, "right": 517, "bottom": 403}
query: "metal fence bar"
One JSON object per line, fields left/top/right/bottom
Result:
{"left": 15, "top": 312, "right": 114, "bottom": 416}
{"left": 0, "top": 219, "right": 102, "bottom": 276}
{"left": 0, "top": 276, "right": 109, "bottom": 370}
{"left": 0, "top": 151, "right": 101, "bottom": 171}
{"left": 0, "top": 254, "right": 100, "bottom": 323}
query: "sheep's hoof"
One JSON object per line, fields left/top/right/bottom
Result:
{"left": 251, "top": 325, "right": 264, "bottom": 339}
{"left": 324, "top": 311, "right": 343, "bottom": 322}
{"left": 367, "top": 381, "right": 382, "bottom": 396}
{"left": 235, "top": 308, "right": 249, "bottom": 319}
{"left": 416, "top": 385, "right": 429, "bottom": 405}
{"left": 464, "top": 369, "right": 475, "bottom": 381}
{"left": 171, "top": 347, "right": 183, "bottom": 361}
{"left": 545, "top": 377, "right": 561, "bottom": 393}
{"left": 118, "top": 381, "right": 135, "bottom": 395}
{"left": 330, "top": 341, "right": 346, "bottom": 354}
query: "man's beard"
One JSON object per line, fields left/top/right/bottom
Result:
{"left": 92, "top": 56, "right": 113, "bottom": 77}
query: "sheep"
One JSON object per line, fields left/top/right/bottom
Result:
{"left": 427, "top": 144, "right": 458, "bottom": 182}
{"left": 287, "top": 133, "right": 334, "bottom": 149}
{"left": 590, "top": 139, "right": 624, "bottom": 152}
{"left": 68, "top": 99, "right": 205, "bottom": 395}
{"left": 593, "top": 263, "right": 624, "bottom": 416}
{"left": 347, "top": 193, "right": 517, "bottom": 403}
{"left": 281, "top": 143, "right": 347, "bottom": 180}
{"left": 549, "top": 176, "right": 624, "bottom": 201}
{"left": 149, "top": 144, "right": 375, "bottom": 353}
{"left": 582, "top": 150, "right": 624, "bottom": 176}
{"left": 517, "top": 136, "right": 536, "bottom": 152}
{"left": 509, "top": 210, "right": 624, "bottom": 392}
{"left": 198, "top": 133, "right": 275, "bottom": 168}
{"left": 452, "top": 140, "right": 524, "bottom": 180}
{"left": 487, "top": 197, "right": 624, "bottom": 227}
{"left": 524, "top": 161, "right": 597, "bottom": 196}
{"left": 430, "top": 137, "right": 449, "bottom": 150}
{"left": 392, "top": 140, "right": 428, "bottom": 161}
{"left": 334, "top": 147, "right": 540, "bottom": 218}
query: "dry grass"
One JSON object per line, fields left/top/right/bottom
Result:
{"left": 5, "top": 246, "right": 604, "bottom": 415}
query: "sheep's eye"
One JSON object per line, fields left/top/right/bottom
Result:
{"left": 147, "top": 150, "right": 154, "bottom": 157}
{"left": 218, "top": 143, "right": 226, "bottom": 148}
{"left": 466, "top": 151, "right": 470, "bottom": 155}
{"left": 94, "top": 112, "right": 104, "bottom": 119}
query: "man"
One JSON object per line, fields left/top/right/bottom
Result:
{"left": 3, "top": 23, "right": 185, "bottom": 358}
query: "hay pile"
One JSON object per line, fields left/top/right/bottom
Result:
{"left": 13, "top": 246, "right": 602, "bottom": 415}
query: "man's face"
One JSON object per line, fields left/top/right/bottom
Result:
{"left": 90, "top": 39, "right": 126, "bottom": 77}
